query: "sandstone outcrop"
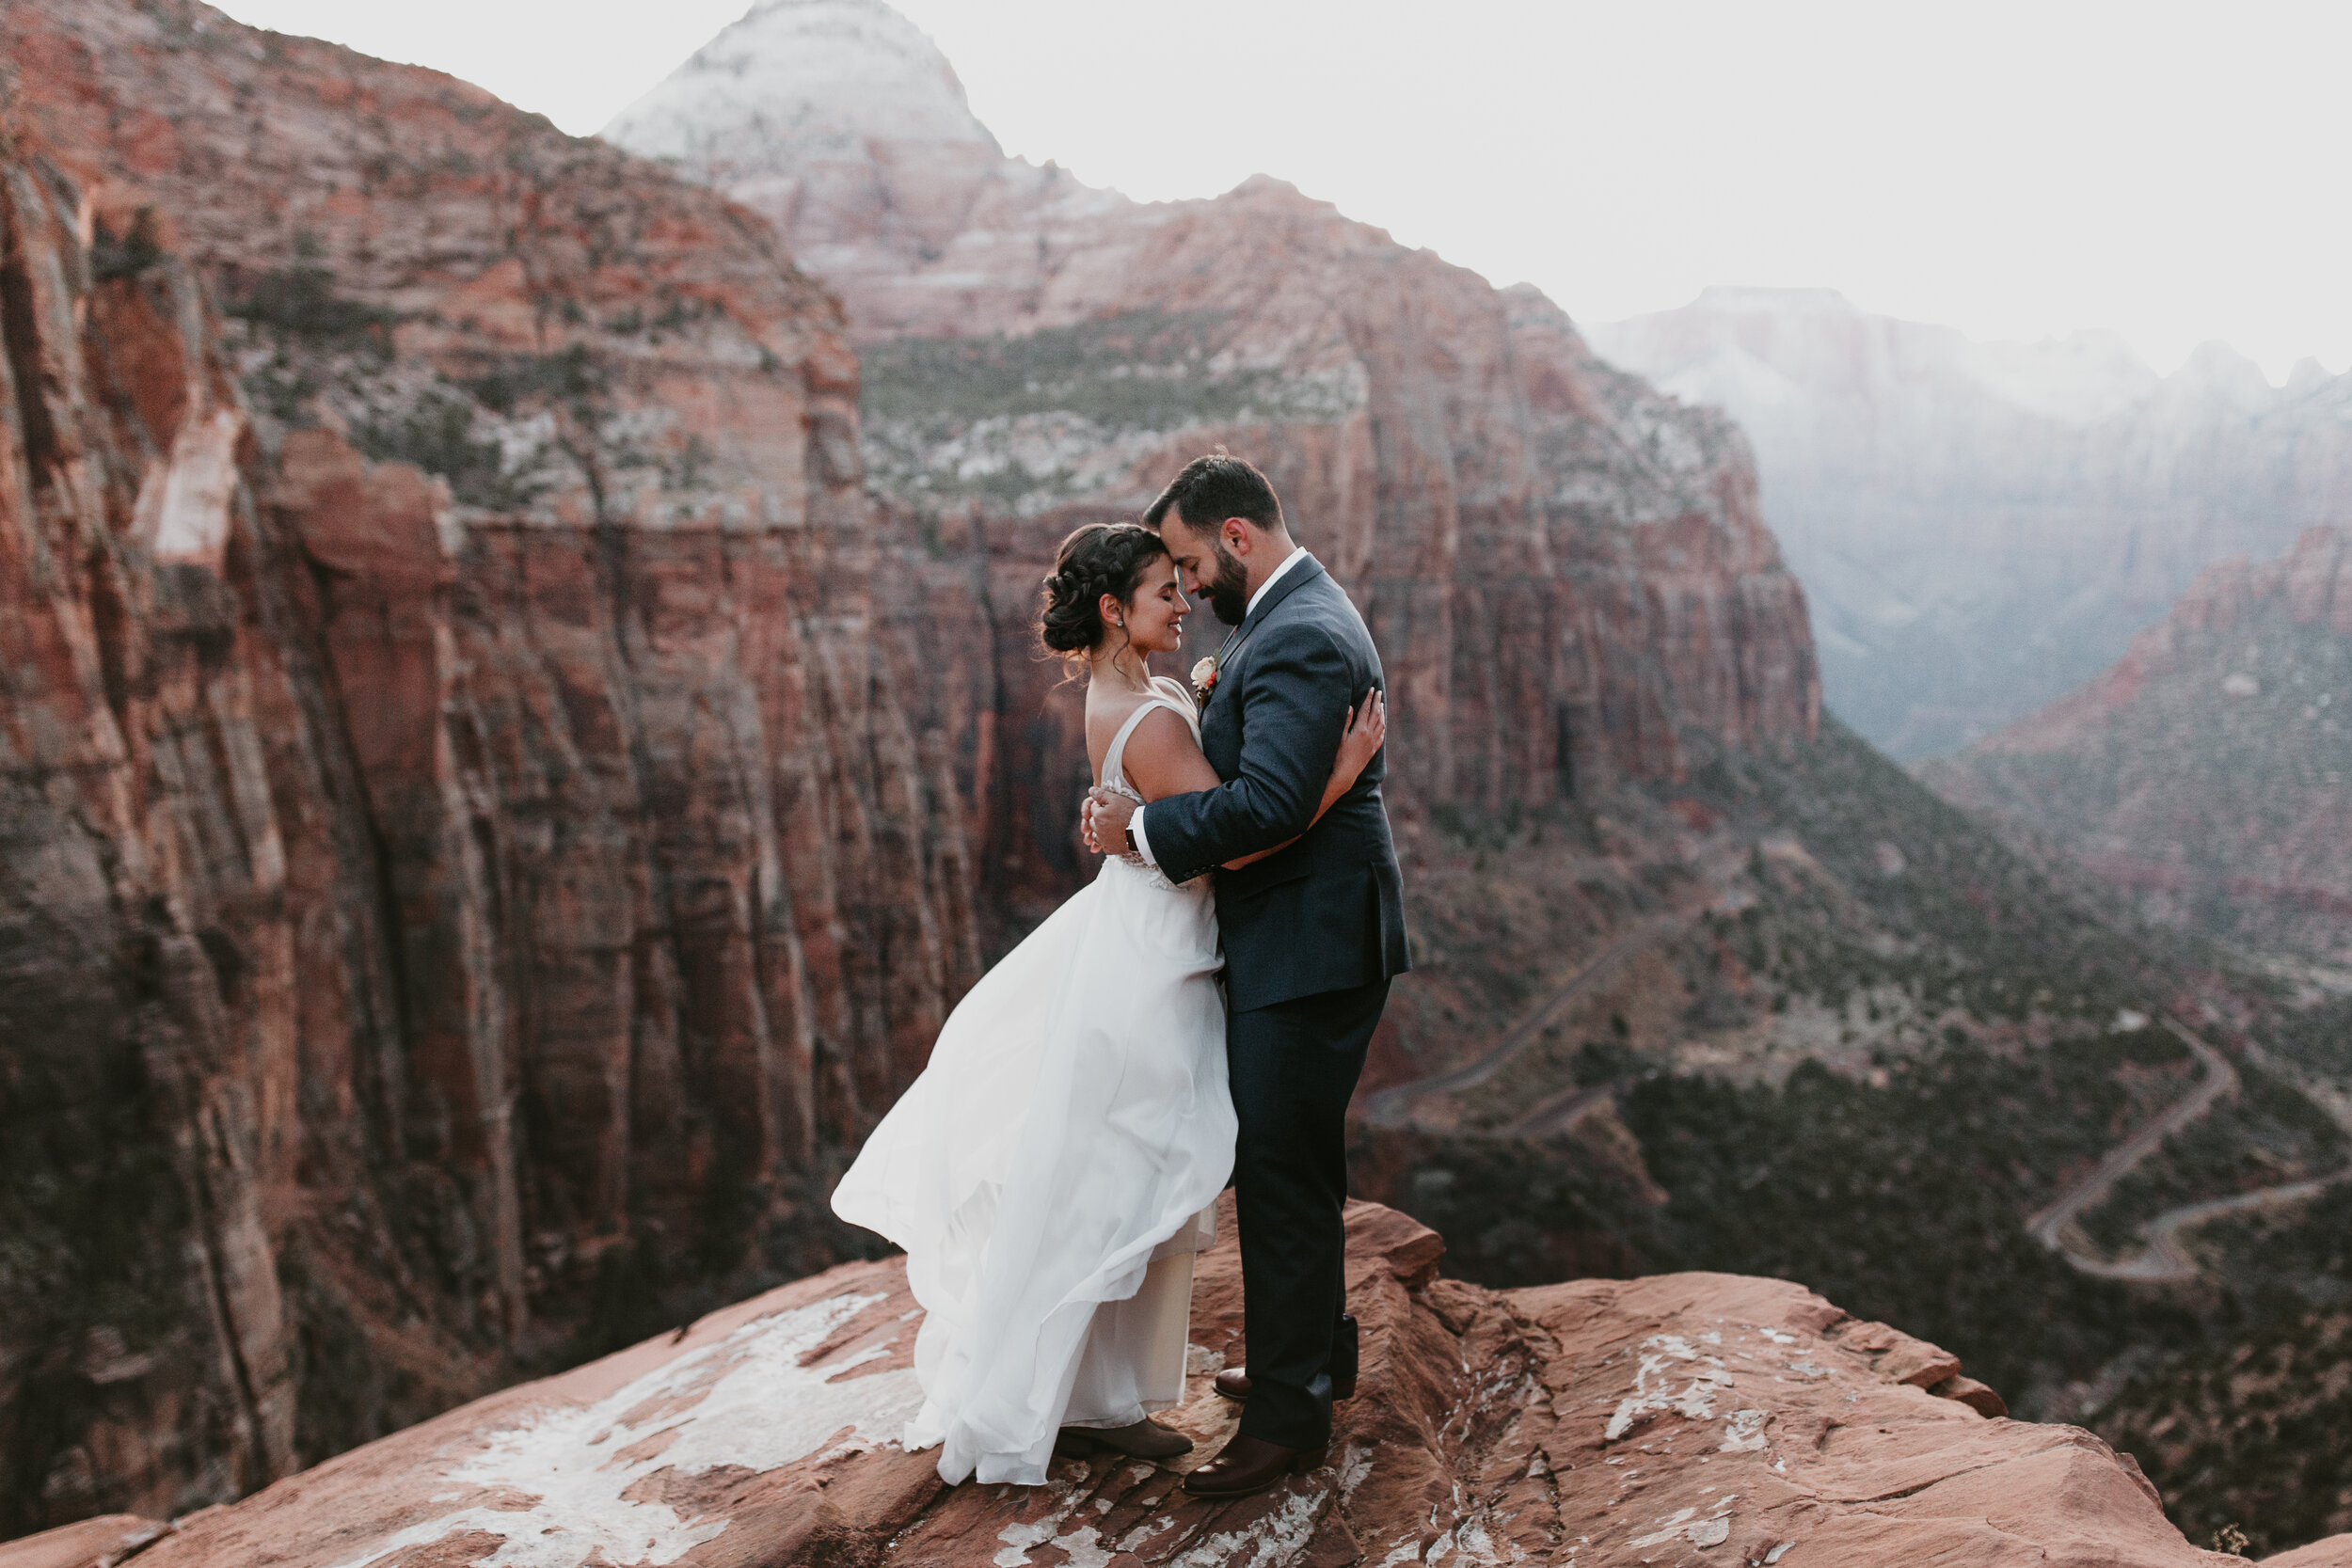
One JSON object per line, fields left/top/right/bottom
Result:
{"left": 0, "top": 1200, "right": 2287, "bottom": 1568}
{"left": 1924, "top": 526, "right": 2352, "bottom": 960}
{"left": 1589, "top": 288, "right": 2352, "bottom": 759}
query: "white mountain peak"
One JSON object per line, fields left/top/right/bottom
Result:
{"left": 602, "top": 0, "right": 999, "bottom": 179}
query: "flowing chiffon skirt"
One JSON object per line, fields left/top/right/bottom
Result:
{"left": 831, "top": 853, "right": 1232, "bottom": 1485}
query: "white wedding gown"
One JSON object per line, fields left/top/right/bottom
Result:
{"left": 831, "top": 676, "right": 1234, "bottom": 1485}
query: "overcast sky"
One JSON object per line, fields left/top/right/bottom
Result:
{"left": 209, "top": 0, "right": 2349, "bottom": 380}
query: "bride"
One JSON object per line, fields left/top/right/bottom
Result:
{"left": 832, "top": 520, "right": 1384, "bottom": 1486}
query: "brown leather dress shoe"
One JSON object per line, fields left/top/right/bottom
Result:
{"left": 1059, "top": 1418, "right": 1192, "bottom": 1460}
{"left": 1182, "top": 1433, "right": 1328, "bottom": 1497}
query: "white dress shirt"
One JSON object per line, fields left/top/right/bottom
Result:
{"left": 1129, "top": 546, "right": 1305, "bottom": 868}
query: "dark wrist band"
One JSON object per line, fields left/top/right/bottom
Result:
{"left": 1123, "top": 822, "right": 1138, "bottom": 855}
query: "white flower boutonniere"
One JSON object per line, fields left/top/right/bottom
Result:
{"left": 1189, "top": 655, "right": 1220, "bottom": 708}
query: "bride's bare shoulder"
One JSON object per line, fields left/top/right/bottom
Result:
{"left": 1120, "top": 703, "right": 1215, "bottom": 798}
{"left": 1124, "top": 704, "right": 1200, "bottom": 752}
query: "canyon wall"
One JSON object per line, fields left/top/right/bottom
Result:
{"left": 1588, "top": 287, "right": 2352, "bottom": 758}
{"left": 0, "top": 95, "right": 303, "bottom": 1532}
{"left": 1925, "top": 526, "right": 2352, "bottom": 961}
{"left": 0, "top": 0, "right": 991, "bottom": 1531}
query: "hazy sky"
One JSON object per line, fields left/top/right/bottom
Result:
{"left": 209, "top": 0, "right": 2349, "bottom": 380}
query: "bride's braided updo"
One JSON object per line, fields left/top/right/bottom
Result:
{"left": 1038, "top": 521, "right": 1168, "bottom": 661}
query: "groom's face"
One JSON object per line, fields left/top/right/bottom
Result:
{"left": 1160, "top": 511, "right": 1252, "bottom": 626}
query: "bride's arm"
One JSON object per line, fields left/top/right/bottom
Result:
{"left": 1118, "top": 708, "right": 1223, "bottom": 804}
{"left": 1121, "top": 690, "right": 1386, "bottom": 871}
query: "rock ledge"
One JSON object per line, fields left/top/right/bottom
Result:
{"left": 1, "top": 1201, "right": 2313, "bottom": 1566}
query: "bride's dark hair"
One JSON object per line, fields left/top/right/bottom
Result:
{"left": 1038, "top": 521, "right": 1168, "bottom": 663}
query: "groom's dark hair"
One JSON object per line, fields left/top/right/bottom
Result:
{"left": 1144, "top": 451, "right": 1287, "bottom": 539}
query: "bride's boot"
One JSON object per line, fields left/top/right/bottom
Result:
{"left": 1060, "top": 1418, "right": 1193, "bottom": 1460}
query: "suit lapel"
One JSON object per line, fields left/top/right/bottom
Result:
{"left": 1248, "top": 552, "right": 1325, "bottom": 626}
{"left": 1208, "top": 554, "right": 1325, "bottom": 714}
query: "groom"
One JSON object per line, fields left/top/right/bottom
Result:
{"left": 1082, "top": 452, "right": 1410, "bottom": 1497}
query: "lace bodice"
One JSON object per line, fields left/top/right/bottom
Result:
{"left": 1100, "top": 677, "right": 1204, "bottom": 892}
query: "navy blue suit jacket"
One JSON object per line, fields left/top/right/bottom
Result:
{"left": 1145, "top": 555, "right": 1411, "bottom": 1011}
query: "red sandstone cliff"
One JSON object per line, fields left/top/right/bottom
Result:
{"left": 0, "top": 1202, "right": 2294, "bottom": 1568}
{"left": 0, "top": 79, "right": 302, "bottom": 1528}
{"left": 0, "top": 0, "right": 988, "bottom": 1531}
{"left": 1924, "top": 526, "right": 2352, "bottom": 960}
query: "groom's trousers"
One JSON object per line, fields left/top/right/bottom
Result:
{"left": 1227, "top": 974, "right": 1391, "bottom": 1451}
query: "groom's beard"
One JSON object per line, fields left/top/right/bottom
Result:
{"left": 1203, "top": 544, "right": 1251, "bottom": 625}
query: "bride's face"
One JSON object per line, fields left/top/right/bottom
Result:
{"left": 1115, "top": 557, "right": 1189, "bottom": 656}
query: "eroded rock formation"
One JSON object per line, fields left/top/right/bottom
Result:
{"left": 0, "top": 0, "right": 985, "bottom": 1531}
{"left": 0, "top": 1201, "right": 2298, "bottom": 1568}
{"left": 0, "top": 82, "right": 302, "bottom": 1528}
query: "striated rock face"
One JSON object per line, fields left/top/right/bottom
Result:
{"left": 0, "top": 1200, "right": 2280, "bottom": 1568}
{"left": 1588, "top": 288, "right": 2352, "bottom": 759}
{"left": 1923, "top": 526, "right": 2352, "bottom": 961}
{"left": 0, "top": 87, "right": 303, "bottom": 1529}
{"left": 0, "top": 0, "right": 991, "bottom": 1532}
{"left": 606, "top": 0, "right": 1823, "bottom": 832}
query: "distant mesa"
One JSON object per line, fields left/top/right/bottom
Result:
{"left": 602, "top": 0, "right": 1825, "bottom": 804}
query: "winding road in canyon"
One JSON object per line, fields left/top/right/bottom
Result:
{"left": 1361, "top": 856, "right": 2351, "bottom": 1290}
{"left": 2027, "top": 1016, "right": 2352, "bottom": 1284}
{"left": 1357, "top": 912, "right": 1688, "bottom": 1132}
{"left": 1359, "top": 837, "right": 1753, "bottom": 1135}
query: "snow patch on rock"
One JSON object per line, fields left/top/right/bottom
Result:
{"left": 1604, "top": 1334, "right": 1735, "bottom": 1442}
{"left": 326, "top": 1290, "right": 919, "bottom": 1568}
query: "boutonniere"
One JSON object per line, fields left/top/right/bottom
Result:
{"left": 1189, "top": 655, "right": 1220, "bottom": 707}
